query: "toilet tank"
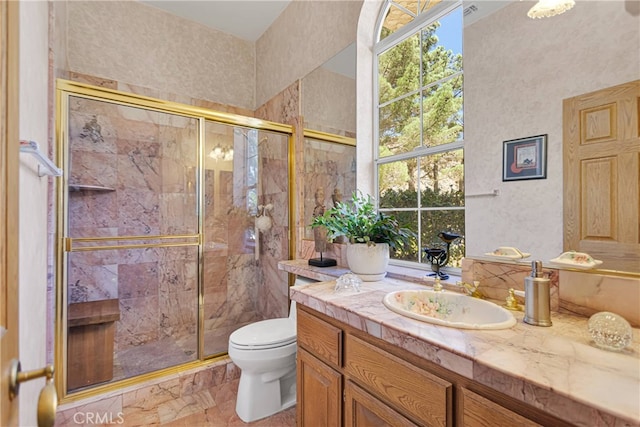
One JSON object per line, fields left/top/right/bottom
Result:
{"left": 289, "top": 276, "right": 318, "bottom": 322}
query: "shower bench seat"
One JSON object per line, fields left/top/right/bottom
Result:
{"left": 67, "top": 298, "right": 120, "bottom": 390}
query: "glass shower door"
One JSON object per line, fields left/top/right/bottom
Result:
{"left": 64, "top": 96, "right": 199, "bottom": 391}
{"left": 202, "top": 122, "right": 290, "bottom": 357}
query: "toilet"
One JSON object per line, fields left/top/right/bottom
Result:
{"left": 229, "top": 287, "right": 304, "bottom": 422}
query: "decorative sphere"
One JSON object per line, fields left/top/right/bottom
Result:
{"left": 588, "top": 312, "right": 632, "bottom": 351}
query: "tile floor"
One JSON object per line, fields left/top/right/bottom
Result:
{"left": 159, "top": 378, "right": 297, "bottom": 427}
{"left": 56, "top": 370, "right": 297, "bottom": 427}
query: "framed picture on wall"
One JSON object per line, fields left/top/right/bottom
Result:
{"left": 502, "top": 134, "right": 547, "bottom": 181}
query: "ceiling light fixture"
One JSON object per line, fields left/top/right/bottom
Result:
{"left": 527, "top": 0, "right": 575, "bottom": 19}
{"left": 208, "top": 144, "right": 233, "bottom": 161}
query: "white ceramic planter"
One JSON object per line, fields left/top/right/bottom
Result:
{"left": 346, "top": 242, "right": 390, "bottom": 281}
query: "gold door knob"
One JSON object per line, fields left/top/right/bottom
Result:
{"left": 37, "top": 381, "right": 57, "bottom": 427}
{"left": 9, "top": 359, "right": 57, "bottom": 427}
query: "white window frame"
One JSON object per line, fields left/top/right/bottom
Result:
{"left": 373, "top": 0, "right": 465, "bottom": 272}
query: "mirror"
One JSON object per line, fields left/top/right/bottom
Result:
{"left": 301, "top": 43, "right": 356, "bottom": 136}
{"left": 301, "top": 44, "right": 357, "bottom": 242}
{"left": 301, "top": 133, "right": 357, "bottom": 242}
{"left": 459, "top": 0, "right": 639, "bottom": 275}
{"left": 297, "top": 2, "right": 638, "bottom": 276}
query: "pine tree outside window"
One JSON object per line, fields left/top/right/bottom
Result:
{"left": 375, "top": 1, "right": 465, "bottom": 270}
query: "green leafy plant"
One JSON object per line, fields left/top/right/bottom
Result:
{"left": 311, "top": 191, "right": 415, "bottom": 250}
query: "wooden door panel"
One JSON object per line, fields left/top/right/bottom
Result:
{"left": 580, "top": 156, "right": 616, "bottom": 240}
{"left": 563, "top": 80, "right": 640, "bottom": 271}
{"left": 1, "top": 0, "right": 20, "bottom": 424}
{"left": 297, "top": 347, "right": 342, "bottom": 427}
{"left": 618, "top": 152, "right": 640, "bottom": 239}
{"left": 581, "top": 103, "right": 616, "bottom": 144}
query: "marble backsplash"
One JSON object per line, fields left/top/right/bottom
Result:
{"left": 462, "top": 258, "right": 640, "bottom": 327}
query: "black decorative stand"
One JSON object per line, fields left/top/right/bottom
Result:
{"left": 423, "top": 248, "right": 449, "bottom": 280}
{"left": 309, "top": 252, "right": 337, "bottom": 267}
{"left": 422, "top": 232, "right": 461, "bottom": 280}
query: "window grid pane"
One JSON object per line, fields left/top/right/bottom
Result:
{"left": 422, "top": 76, "right": 464, "bottom": 148}
{"left": 377, "top": 2, "right": 464, "bottom": 270}
{"left": 420, "top": 209, "right": 465, "bottom": 266}
{"left": 378, "top": 93, "right": 421, "bottom": 158}
{"left": 378, "top": 33, "right": 421, "bottom": 105}
{"left": 381, "top": 3, "right": 416, "bottom": 40}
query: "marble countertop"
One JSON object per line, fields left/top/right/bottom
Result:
{"left": 281, "top": 261, "right": 640, "bottom": 426}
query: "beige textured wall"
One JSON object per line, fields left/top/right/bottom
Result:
{"left": 18, "top": 1, "right": 50, "bottom": 425}
{"left": 357, "top": 0, "right": 640, "bottom": 263}
{"left": 302, "top": 67, "right": 356, "bottom": 133}
{"left": 64, "top": 1, "right": 256, "bottom": 109}
{"left": 256, "top": 0, "right": 363, "bottom": 108}
{"left": 63, "top": 1, "right": 362, "bottom": 112}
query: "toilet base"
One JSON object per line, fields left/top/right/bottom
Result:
{"left": 235, "top": 366, "right": 296, "bottom": 422}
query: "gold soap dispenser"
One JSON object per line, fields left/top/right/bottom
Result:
{"left": 523, "top": 260, "right": 552, "bottom": 327}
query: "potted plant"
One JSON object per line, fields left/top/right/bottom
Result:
{"left": 311, "top": 191, "right": 415, "bottom": 281}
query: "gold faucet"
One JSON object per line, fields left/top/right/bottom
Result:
{"left": 503, "top": 288, "right": 523, "bottom": 311}
{"left": 432, "top": 277, "right": 444, "bottom": 292}
{"left": 458, "top": 281, "right": 485, "bottom": 299}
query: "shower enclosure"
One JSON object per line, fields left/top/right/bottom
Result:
{"left": 56, "top": 80, "right": 293, "bottom": 398}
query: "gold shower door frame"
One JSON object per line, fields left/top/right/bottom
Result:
{"left": 55, "top": 79, "right": 295, "bottom": 403}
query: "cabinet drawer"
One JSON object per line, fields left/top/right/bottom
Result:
{"left": 297, "top": 307, "right": 342, "bottom": 368}
{"left": 345, "top": 334, "right": 452, "bottom": 427}
{"left": 345, "top": 379, "right": 420, "bottom": 427}
{"left": 460, "top": 387, "right": 542, "bottom": 427}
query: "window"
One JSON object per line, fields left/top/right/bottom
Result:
{"left": 375, "top": 1, "right": 465, "bottom": 269}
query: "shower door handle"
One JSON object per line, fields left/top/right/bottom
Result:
{"left": 9, "top": 359, "right": 57, "bottom": 427}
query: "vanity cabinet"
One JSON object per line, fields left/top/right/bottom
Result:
{"left": 296, "top": 304, "right": 571, "bottom": 427}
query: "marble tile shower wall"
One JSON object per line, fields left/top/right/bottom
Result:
{"left": 253, "top": 80, "right": 358, "bottom": 265}
{"left": 255, "top": 141, "right": 291, "bottom": 317}
{"left": 254, "top": 81, "right": 300, "bottom": 316}
{"left": 201, "top": 128, "right": 291, "bottom": 356}
{"left": 201, "top": 126, "right": 261, "bottom": 356}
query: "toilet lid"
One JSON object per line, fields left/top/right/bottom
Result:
{"left": 229, "top": 318, "right": 296, "bottom": 349}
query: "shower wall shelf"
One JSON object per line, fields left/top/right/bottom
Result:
{"left": 69, "top": 184, "right": 116, "bottom": 192}
{"left": 19, "top": 139, "right": 63, "bottom": 177}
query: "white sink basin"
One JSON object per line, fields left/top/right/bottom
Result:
{"left": 383, "top": 289, "right": 517, "bottom": 330}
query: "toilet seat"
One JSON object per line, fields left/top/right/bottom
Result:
{"left": 229, "top": 318, "right": 296, "bottom": 350}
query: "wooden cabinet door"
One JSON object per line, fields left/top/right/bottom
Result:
{"left": 0, "top": 1, "right": 20, "bottom": 425}
{"left": 297, "top": 347, "right": 342, "bottom": 427}
{"left": 460, "top": 388, "right": 541, "bottom": 427}
{"left": 563, "top": 80, "right": 640, "bottom": 271}
{"left": 344, "top": 380, "right": 419, "bottom": 427}
{"left": 345, "top": 335, "right": 452, "bottom": 427}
